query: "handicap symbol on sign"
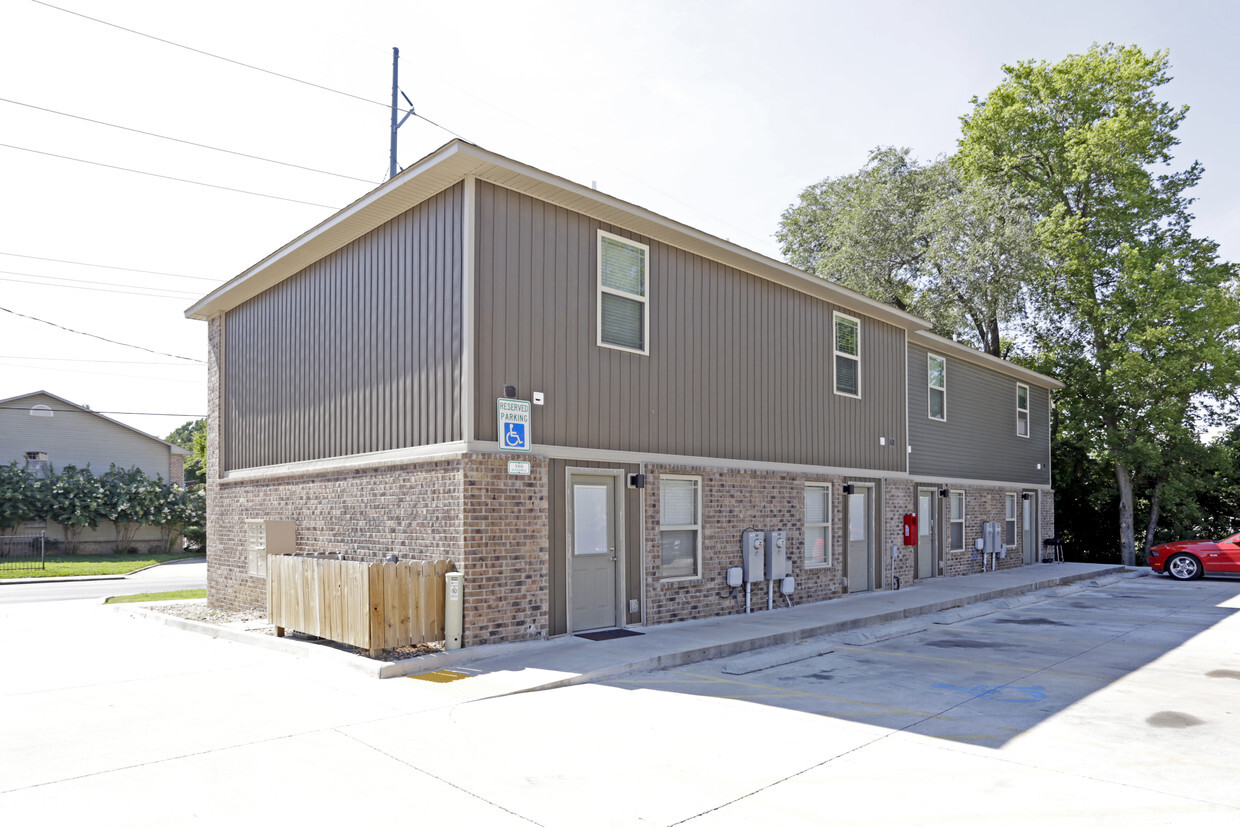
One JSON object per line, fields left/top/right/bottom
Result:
{"left": 503, "top": 421, "right": 527, "bottom": 450}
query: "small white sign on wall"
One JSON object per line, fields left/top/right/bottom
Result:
{"left": 507, "top": 460, "right": 531, "bottom": 475}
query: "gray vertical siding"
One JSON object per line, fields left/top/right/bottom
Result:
{"left": 907, "top": 343, "right": 1051, "bottom": 485}
{"left": 474, "top": 182, "right": 907, "bottom": 471}
{"left": 221, "top": 183, "right": 463, "bottom": 471}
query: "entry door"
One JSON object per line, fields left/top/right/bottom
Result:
{"left": 846, "top": 486, "right": 873, "bottom": 593}
{"left": 1022, "top": 494, "right": 1038, "bottom": 564}
{"left": 570, "top": 474, "right": 618, "bottom": 631}
{"left": 916, "top": 488, "right": 937, "bottom": 579}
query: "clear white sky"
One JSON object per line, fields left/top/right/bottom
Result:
{"left": 2, "top": 0, "right": 1237, "bottom": 439}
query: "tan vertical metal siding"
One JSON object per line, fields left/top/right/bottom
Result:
{"left": 474, "top": 182, "right": 906, "bottom": 471}
{"left": 221, "top": 182, "right": 464, "bottom": 471}
{"left": 907, "top": 343, "right": 1051, "bottom": 485}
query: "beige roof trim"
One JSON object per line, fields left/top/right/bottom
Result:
{"left": 184, "top": 140, "right": 925, "bottom": 330}
{"left": 908, "top": 331, "right": 1064, "bottom": 390}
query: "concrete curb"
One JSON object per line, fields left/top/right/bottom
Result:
{"left": 121, "top": 564, "right": 1136, "bottom": 695}
{"left": 0, "top": 557, "right": 206, "bottom": 586}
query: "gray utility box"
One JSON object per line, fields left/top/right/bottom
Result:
{"left": 765, "top": 530, "right": 788, "bottom": 580}
{"left": 741, "top": 530, "right": 766, "bottom": 582}
{"left": 982, "top": 521, "right": 1005, "bottom": 556}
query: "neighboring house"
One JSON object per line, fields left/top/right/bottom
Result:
{"left": 0, "top": 390, "right": 189, "bottom": 551}
{"left": 186, "top": 140, "right": 1062, "bottom": 645}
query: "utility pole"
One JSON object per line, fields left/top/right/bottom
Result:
{"left": 389, "top": 47, "right": 414, "bottom": 180}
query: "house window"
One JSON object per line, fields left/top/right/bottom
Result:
{"left": 928, "top": 354, "right": 946, "bottom": 421}
{"left": 660, "top": 475, "right": 701, "bottom": 579}
{"left": 24, "top": 451, "right": 50, "bottom": 479}
{"left": 1017, "top": 383, "right": 1030, "bottom": 437}
{"left": 949, "top": 490, "right": 965, "bottom": 552}
{"left": 834, "top": 312, "right": 860, "bottom": 397}
{"left": 598, "top": 230, "right": 649, "bottom": 354}
{"left": 804, "top": 483, "right": 832, "bottom": 567}
{"left": 1005, "top": 493, "right": 1017, "bottom": 547}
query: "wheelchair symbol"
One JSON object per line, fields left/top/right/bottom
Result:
{"left": 503, "top": 421, "right": 527, "bottom": 449}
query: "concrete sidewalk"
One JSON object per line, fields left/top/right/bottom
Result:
{"left": 134, "top": 561, "right": 1138, "bottom": 701}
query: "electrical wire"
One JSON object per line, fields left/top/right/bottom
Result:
{"left": 0, "top": 96, "right": 380, "bottom": 185}
{"left": 0, "top": 142, "right": 340, "bottom": 209}
{"left": 0, "top": 306, "right": 205, "bottom": 363}
{"left": 0, "top": 269, "right": 199, "bottom": 297}
{"left": 30, "top": 1, "right": 469, "bottom": 142}
{"left": 0, "top": 251, "right": 220, "bottom": 283}
{"left": 1, "top": 355, "right": 196, "bottom": 366}
{"left": 0, "top": 275, "right": 199, "bottom": 300}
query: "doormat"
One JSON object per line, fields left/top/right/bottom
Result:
{"left": 575, "top": 629, "right": 645, "bottom": 641}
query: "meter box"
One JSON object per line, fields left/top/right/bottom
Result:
{"left": 741, "top": 530, "right": 766, "bottom": 582}
{"left": 764, "top": 530, "right": 788, "bottom": 580}
{"left": 245, "top": 519, "right": 296, "bottom": 577}
{"left": 982, "top": 521, "right": 1004, "bottom": 556}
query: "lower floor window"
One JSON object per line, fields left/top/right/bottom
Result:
{"left": 1005, "top": 493, "right": 1018, "bottom": 546}
{"left": 660, "top": 476, "right": 701, "bottom": 578}
{"left": 949, "top": 490, "right": 965, "bottom": 551}
{"left": 804, "top": 483, "right": 832, "bottom": 567}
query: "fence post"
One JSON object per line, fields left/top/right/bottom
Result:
{"left": 39, "top": 531, "right": 45, "bottom": 570}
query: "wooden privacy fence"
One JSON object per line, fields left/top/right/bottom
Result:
{"left": 267, "top": 556, "right": 452, "bottom": 655}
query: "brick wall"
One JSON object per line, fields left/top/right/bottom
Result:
{"left": 460, "top": 454, "right": 549, "bottom": 645}
{"left": 643, "top": 464, "right": 850, "bottom": 626}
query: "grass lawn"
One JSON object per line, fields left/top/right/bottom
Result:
{"left": 0, "top": 553, "right": 204, "bottom": 579}
{"left": 105, "top": 588, "right": 207, "bottom": 604}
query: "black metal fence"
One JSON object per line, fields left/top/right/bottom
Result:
{"left": 0, "top": 533, "right": 46, "bottom": 572}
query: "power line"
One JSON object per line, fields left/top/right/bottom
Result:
{"left": 0, "top": 275, "right": 198, "bottom": 300}
{"left": 1, "top": 355, "right": 196, "bottom": 366}
{"left": 0, "top": 142, "right": 339, "bottom": 209}
{"left": 0, "top": 306, "right": 205, "bottom": 363}
{"left": 0, "top": 363, "right": 204, "bottom": 383}
{"left": 31, "top": 0, "right": 469, "bottom": 142}
{"left": 0, "top": 96, "right": 380, "bottom": 185}
{"left": 0, "top": 251, "right": 220, "bottom": 283}
{"left": 0, "top": 269, "right": 199, "bottom": 298}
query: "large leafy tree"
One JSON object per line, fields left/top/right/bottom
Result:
{"left": 958, "top": 43, "right": 1240, "bottom": 565}
{"left": 778, "top": 147, "right": 1037, "bottom": 355}
{"left": 166, "top": 418, "right": 206, "bottom": 487}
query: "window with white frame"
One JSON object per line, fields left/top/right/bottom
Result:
{"left": 834, "top": 312, "right": 860, "bottom": 397}
{"left": 1017, "top": 383, "right": 1030, "bottom": 437}
{"left": 949, "top": 490, "right": 965, "bottom": 552}
{"left": 928, "top": 354, "right": 946, "bottom": 421}
{"left": 660, "top": 476, "right": 701, "bottom": 579}
{"left": 804, "top": 483, "right": 832, "bottom": 567}
{"left": 1005, "top": 493, "right": 1017, "bottom": 547}
{"left": 597, "top": 230, "right": 649, "bottom": 354}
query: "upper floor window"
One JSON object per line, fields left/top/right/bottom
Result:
{"left": 927, "top": 354, "right": 946, "bottom": 421}
{"left": 597, "top": 230, "right": 649, "bottom": 354}
{"left": 1016, "top": 383, "right": 1030, "bottom": 438}
{"left": 834, "top": 312, "right": 860, "bottom": 397}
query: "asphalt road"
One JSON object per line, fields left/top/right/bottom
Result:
{"left": 0, "top": 557, "right": 206, "bottom": 604}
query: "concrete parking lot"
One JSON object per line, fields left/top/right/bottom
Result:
{"left": 1, "top": 571, "right": 1238, "bottom": 825}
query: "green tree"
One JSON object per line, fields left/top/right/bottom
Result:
{"left": 45, "top": 465, "right": 106, "bottom": 553}
{"left": 166, "top": 418, "right": 206, "bottom": 487}
{"left": 778, "top": 147, "right": 1038, "bottom": 355}
{"left": 959, "top": 43, "right": 1240, "bottom": 565}
{"left": 0, "top": 462, "right": 47, "bottom": 534}
{"left": 99, "top": 465, "right": 166, "bottom": 552}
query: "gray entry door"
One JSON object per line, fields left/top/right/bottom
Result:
{"left": 1023, "top": 494, "right": 1038, "bottom": 564}
{"left": 846, "top": 487, "right": 873, "bottom": 593}
{"left": 570, "top": 474, "right": 618, "bottom": 631}
{"left": 916, "top": 488, "right": 937, "bottom": 579}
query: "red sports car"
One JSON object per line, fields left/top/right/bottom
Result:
{"left": 1148, "top": 531, "right": 1240, "bottom": 580}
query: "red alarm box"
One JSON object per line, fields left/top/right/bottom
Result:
{"left": 903, "top": 513, "right": 917, "bottom": 545}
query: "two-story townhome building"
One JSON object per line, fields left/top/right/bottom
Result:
{"left": 186, "top": 140, "right": 1061, "bottom": 646}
